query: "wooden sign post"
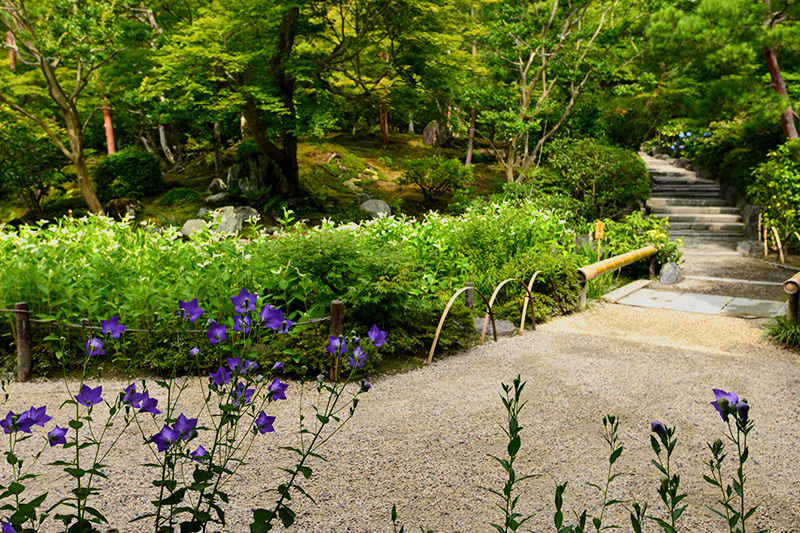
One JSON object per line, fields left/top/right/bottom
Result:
{"left": 594, "top": 221, "right": 605, "bottom": 262}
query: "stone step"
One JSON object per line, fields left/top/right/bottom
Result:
{"left": 669, "top": 230, "right": 746, "bottom": 238}
{"left": 647, "top": 197, "right": 729, "bottom": 207}
{"left": 655, "top": 213, "right": 742, "bottom": 223}
{"left": 651, "top": 176, "right": 715, "bottom": 185}
{"left": 652, "top": 183, "right": 720, "bottom": 190}
{"left": 649, "top": 205, "right": 740, "bottom": 215}
{"left": 650, "top": 170, "right": 698, "bottom": 179}
{"left": 651, "top": 190, "right": 721, "bottom": 198}
{"left": 667, "top": 221, "right": 745, "bottom": 231}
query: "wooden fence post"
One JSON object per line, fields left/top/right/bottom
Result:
{"left": 579, "top": 281, "right": 587, "bottom": 311}
{"left": 328, "top": 300, "right": 343, "bottom": 380}
{"left": 15, "top": 302, "right": 31, "bottom": 382}
{"left": 464, "top": 282, "right": 475, "bottom": 309}
{"left": 649, "top": 256, "right": 657, "bottom": 280}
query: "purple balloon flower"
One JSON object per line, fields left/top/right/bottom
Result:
{"left": 231, "top": 288, "right": 258, "bottom": 314}
{"left": 84, "top": 337, "right": 104, "bottom": 358}
{"left": 47, "top": 425, "right": 68, "bottom": 447}
{"left": 100, "top": 316, "right": 127, "bottom": 338}
{"left": 233, "top": 315, "right": 252, "bottom": 334}
{"left": 361, "top": 381, "right": 371, "bottom": 393}
{"left": 651, "top": 421, "right": 667, "bottom": 436}
{"left": 24, "top": 406, "right": 52, "bottom": 427}
{"left": 0, "top": 411, "right": 35, "bottom": 434}
{"left": 209, "top": 367, "right": 231, "bottom": 389}
{"left": 735, "top": 401, "right": 750, "bottom": 422}
{"left": 233, "top": 383, "right": 255, "bottom": 406}
{"left": 348, "top": 346, "right": 368, "bottom": 369}
{"left": 326, "top": 337, "right": 347, "bottom": 358}
{"left": 189, "top": 347, "right": 200, "bottom": 357}
{"left": 122, "top": 383, "right": 143, "bottom": 408}
{"left": 139, "top": 390, "right": 161, "bottom": 415}
{"left": 271, "top": 362, "right": 285, "bottom": 374}
{"left": 368, "top": 325, "right": 387, "bottom": 347}
{"left": 1, "top": 519, "right": 14, "bottom": 533}
{"left": 75, "top": 384, "right": 103, "bottom": 407}
{"left": 173, "top": 413, "right": 198, "bottom": 441}
{"left": 255, "top": 412, "right": 275, "bottom": 434}
{"left": 151, "top": 425, "right": 181, "bottom": 452}
{"left": 206, "top": 320, "right": 226, "bottom": 345}
{"left": 178, "top": 299, "right": 205, "bottom": 322}
{"left": 711, "top": 389, "right": 739, "bottom": 421}
{"left": 268, "top": 378, "right": 288, "bottom": 401}
{"left": 260, "top": 304, "right": 284, "bottom": 330}
{"left": 191, "top": 445, "right": 209, "bottom": 463}
{"left": 227, "top": 357, "right": 258, "bottom": 375}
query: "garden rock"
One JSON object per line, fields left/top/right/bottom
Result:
{"left": 357, "top": 193, "right": 372, "bottom": 204}
{"left": 659, "top": 262, "right": 684, "bottom": 284}
{"left": 736, "top": 240, "right": 761, "bottom": 256}
{"left": 180, "top": 219, "right": 207, "bottom": 237}
{"left": 212, "top": 206, "right": 260, "bottom": 234}
{"left": 227, "top": 153, "right": 279, "bottom": 194}
{"left": 360, "top": 199, "right": 391, "bottom": 218}
{"left": 473, "top": 317, "right": 516, "bottom": 337}
{"left": 207, "top": 177, "right": 227, "bottom": 193}
{"left": 422, "top": 121, "right": 440, "bottom": 145}
{"left": 197, "top": 207, "right": 209, "bottom": 218}
{"left": 673, "top": 157, "right": 691, "bottom": 169}
{"left": 103, "top": 198, "right": 143, "bottom": 220}
{"left": 206, "top": 192, "right": 228, "bottom": 205}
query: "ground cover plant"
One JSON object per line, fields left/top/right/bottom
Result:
{"left": 0, "top": 201, "right": 679, "bottom": 375}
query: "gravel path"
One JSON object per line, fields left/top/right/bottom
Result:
{"left": 3, "top": 303, "right": 799, "bottom": 533}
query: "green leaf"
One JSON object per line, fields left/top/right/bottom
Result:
{"left": 609, "top": 446, "right": 623, "bottom": 465}
{"left": 278, "top": 506, "right": 296, "bottom": 528}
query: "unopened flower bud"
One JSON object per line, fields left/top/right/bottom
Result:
{"left": 735, "top": 401, "right": 750, "bottom": 422}
{"left": 80, "top": 318, "right": 90, "bottom": 328}
{"left": 660, "top": 475, "right": 669, "bottom": 490}
{"left": 651, "top": 421, "right": 667, "bottom": 436}
{"left": 272, "top": 362, "right": 285, "bottom": 374}
{"left": 316, "top": 373, "right": 325, "bottom": 383}
{"left": 361, "top": 380, "right": 371, "bottom": 393}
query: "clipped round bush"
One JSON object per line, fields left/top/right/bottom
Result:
{"left": 538, "top": 138, "right": 650, "bottom": 220}
{"left": 161, "top": 187, "right": 200, "bottom": 207}
{"left": 94, "top": 149, "right": 164, "bottom": 203}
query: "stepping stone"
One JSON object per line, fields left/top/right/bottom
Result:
{"left": 617, "top": 288, "right": 683, "bottom": 308}
{"left": 662, "top": 293, "right": 734, "bottom": 314}
{"left": 720, "top": 298, "right": 788, "bottom": 319}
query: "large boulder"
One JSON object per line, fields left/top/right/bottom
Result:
{"left": 212, "top": 206, "right": 260, "bottom": 234}
{"left": 103, "top": 198, "right": 143, "bottom": 220}
{"left": 227, "top": 154, "right": 280, "bottom": 194}
{"left": 360, "top": 199, "right": 391, "bottom": 218}
{"left": 206, "top": 192, "right": 228, "bottom": 205}
{"left": 659, "top": 262, "right": 684, "bottom": 285}
{"left": 180, "top": 219, "right": 208, "bottom": 237}
{"left": 422, "top": 121, "right": 440, "bottom": 145}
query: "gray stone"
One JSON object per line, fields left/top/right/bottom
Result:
{"left": 212, "top": 205, "right": 260, "bottom": 234}
{"left": 357, "top": 193, "right": 372, "bottom": 205}
{"left": 741, "top": 204, "right": 764, "bottom": 239}
{"left": 103, "top": 198, "right": 142, "bottom": 220}
{"left": 207, "top": 177, "right": 227, "bottom": 193}
{"left": 360, "top": 199, "right": 391, "bottom": 218}
{"left": 696, "top": 167, "right": 713, "bottom": 180}
{"left": 720, "top": 298, "right": 787, "bottom": 319}
{"left": 422, "top": 120, "right": 440, "bottom": 145}
{"left": 659, "top": 262, "right": 684, "bottom": 284}
{"left": 206, "top": 192, "right": 228, "bottom": 205}
{"left": 736, "top": 240, "right": 761, "bottom": 256}
{"left": 673, "top": 157, "right": 692, "bottom": 169}
{"left": 652, "top": 145, "right": 667, "bottom": 156}
{"left": 227, "top": 153, "right": 279, "bottom": 194}
{"left": 180, "top": 219, "right": 207, "bottom": 237}
{"left": 473, "top": 317, "right": 517, "bottom": 338}
{"left": 197, "top": 207, "right": 209, "bottom": 218}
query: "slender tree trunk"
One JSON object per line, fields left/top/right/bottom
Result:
{"left": 764, "top": 47, "right": 798, "bottom": 140}
{"left": 466, "top": 108, "right": 477, "bottom": 166}
{"left": 408, "top": 113, "right": 414, "bottom": 134}
{"left": 140, "top": 135, "right": 154, "bottom": 153}
{"left": 504, "top": 136, "right": 517, "bottom": 182}
{"left": 213, "top": 121, "right": 223, "bottom": 180}
{"left": 379, "top": 99, "right": 390, "bottom": 146}
{"left": 158, "top": 125, "right": 175, "bottom": 164}
{"left": 102, "top": 96, "right": 116, "bottom": 154}
{"left": 6, "top": 31, "right": 15, "bottom": 70}
{"left": 62, "top": 104, "right": 103, "bottom": 213}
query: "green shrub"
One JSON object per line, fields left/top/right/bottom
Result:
{"left": 764, "top": 315, "right": 800, "bottom": 349}
{"left": 398, "top": 157, "right": 474, "bottom": 203}
{"left": 748, "top": 140, "right": 800, "bottom": 242}
{"left": 538, "top": 139, "right": 650, "bottom": 220}
{"left": 160, "top": 187, "right": 200, "bottom": 207}
{"left": 94, "top": 150, "right": 164, "bottom": 203}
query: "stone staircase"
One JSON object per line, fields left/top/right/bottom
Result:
{"left": 641, "top": 153, "right": 745, "bottom": 237}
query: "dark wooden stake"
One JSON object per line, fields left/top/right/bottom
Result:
{"left": 650, "top": 257, "right": 657, "bottom": 280}
{"left": 15, "top": 302, "right": 31, "bottom": 382}
{"left": 329, "top": 300, "right": 343, "bottom": 380}
{"left": 464, "top": 282, "right": 475, "bottom": 309}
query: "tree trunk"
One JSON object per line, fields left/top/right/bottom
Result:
{"left": 140, "top": 135, "right": 154, "bottom": 154}
{"left": 102, "top": 96, "right": 116, "bottom": 154}
{"left": 379, "top": 99, "right": 390, "bottom": 146}
{"left": 764, "top": 47, "right": 798, "bottom": 140}
{"left": 408, "top": 113, "right": 414, "bottom": 134}
{"left": 505, "top": 136, "right": 517, "bottom": 182}
{"left": 6, "top": 31, "right": 15, "bottom": 70}
{"left": 465, "top": 108, "right": 476, "bottom": 166}
{"left": 63, "top": 105, "right": 103, "bottom": 214}
{"left": 213, "top": 121, "right": 223, "bottom": 180}
{"left": 158, "top": 125, "right": 176, "bottom": 164}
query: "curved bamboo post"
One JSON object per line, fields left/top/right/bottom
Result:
{"left": 793, "top": 231, "right": 800, "bottom": 246}
{"left": 481, "top": 275, "right": 539, "bottom": 343}
{"left": 784, "top": 271, "right": 800, "bottom": 323}
{"left": 427, "top": 286, "right": 496, "bottom": 365}
{"left": 769, "top": 226, "right": 785, "bottom": 264}
{"left": 519, "top": 271, "right": 541, "bottom": 332}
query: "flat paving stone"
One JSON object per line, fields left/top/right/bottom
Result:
{"left": 720, "top": 298, "right": 788, "bottom": 319}
{"left": 601, "top": 279, "right": 653, "bottom": 303}
{"left": 616, "top": 288, "right": 682, "bottom": 308}
{"left": 661, "top": 293, "right": 734, "bottom": 314}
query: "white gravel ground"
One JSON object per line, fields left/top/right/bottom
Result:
{"left": 2, "top": 303, "right": 799, "bottom": 532}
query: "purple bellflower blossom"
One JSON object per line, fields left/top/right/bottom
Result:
{"left": 206, "top": 321, "right": 226, "bottom": 344}
{"left": 711, "top": 389, "right": 739, "bottom": 421}
{"left": 100, "top": 316, "right": 127, "bottom": 338}
{"left": 368, "top": 325, "right": 387, "bottom": 347}
{"left": 122, "top": 383, "right": 144, "bottom": 408}
{"left": 139, "top": 390, "right": 161, "bottom": 415}
{"left": 173, "top": 414, "right": 198, "bottom": 441}
{"left": 348, "top": 346, "right": 367, "bottom": 368}
{"left": 231, "top": 288, "right": 258, "bottom": 314}
{"left": 24, "top": 405, "right": 51, "bottom": 427}
{"left": 260, "top": 304, "right": 284, "bottom": 330}
{"left": 47, "top": 425, "right": 68, "bottom": 447}
{"left": 233, "top": 315, "right": 252, "bottom": 334}
{"left": 233, "top": 383, "right": 255, "bottom": 406}
{"left": 85, "top": 337, "right": 104, "bottom": 358}
{"left": 0, "top": 411, "right": 35, "bottom": 434}
{"left": 209, "top": 367, "right": 231, "bottom": 389}
{"left": 189, "top": 347, "right": 200, "bottom": 357}
{"left": 272, "top": 362, "right": 285, "bottom": 374}
{"left": 735, "top": 401, "right": 750, "bottom": 422}
{"left": 227, "top": 357, "right": 258, "bottom": 375}
{"left": 151, "top": 425, "right": 181, "bottom": 452}
{"left": 178, "top": 299, "right": 205, "bottom": 322}
{"left": 191, "top": 445, "right": 209, "bottom": 463}
{"left": 277, "top": 318, "right": 293, "bottom": 334}
{"left": 1, "top": 519, "right": 14, "bottom": 533}
{"left": 326, "top": 337, "right": 347, "bottom": 358}
{"left": 268, "top": 378, "right": 288, "bottom": 401}
{"left": 255, "top": 412, "right": 275, "bottom": 434}
{"left": 361, "top": 381, "right": 371, "bottom": 393}
{"left": 75, "top": 385, "right": 103, "bottom": 407}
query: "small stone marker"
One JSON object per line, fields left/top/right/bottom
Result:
{"left": 360, "top": 199, "right": 391, "bottom": 218}
{"left": 659, "top": 262, "right": 684, "bottom": 285}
